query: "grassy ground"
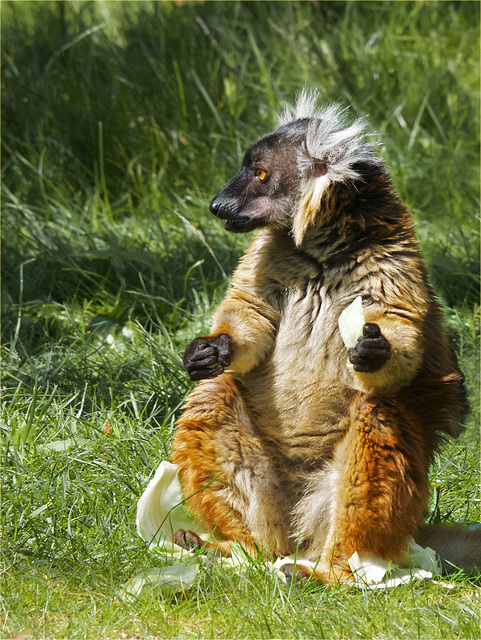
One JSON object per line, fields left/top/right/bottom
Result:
{"left": 1, "top": 1, "right": 480, "bottom": 638}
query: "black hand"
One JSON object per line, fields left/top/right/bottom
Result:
{"left": 183, "top": 333, "right": 233, "bottom": 381}
{"left": 348, "top": 323, "right": 391, "bottom": 373}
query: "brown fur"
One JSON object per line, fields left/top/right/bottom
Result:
{"left": 171, "top": 106, "right": 474, "bottom": 580}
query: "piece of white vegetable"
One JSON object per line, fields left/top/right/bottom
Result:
{"left": 348, "top": 537, "right": 439, "bottom": 589}
{"left": 136, "top": 460, "right": 206, "bottom": 548}
{"left": 124, "top": 565, "right": 199, "bottom": 598}
{"left": 338, "top": 295, "right": 365, "bottom": 349}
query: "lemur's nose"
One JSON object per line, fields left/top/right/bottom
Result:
{"left": 209, "top": 198, "right": 219, "bottom": 215}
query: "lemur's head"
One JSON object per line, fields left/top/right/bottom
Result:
{"left": 210, "top": 91, "right": 381, "bottom": 245}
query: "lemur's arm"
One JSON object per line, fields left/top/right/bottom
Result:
{"left": 348, "top": 305, "right": 425, "bottom": 393}
{"left": 346, "top": 259, "right": 429, "bottom": 393}
{"left": 183, "top": 236, "right": 280, "bottom": 381}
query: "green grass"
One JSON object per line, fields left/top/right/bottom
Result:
{"left": 1, "top": 1, "right": 480, "bottom": 638}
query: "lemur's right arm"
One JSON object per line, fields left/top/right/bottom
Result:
{"left": 183, "top": 235, "right": 280, "bottom": 381}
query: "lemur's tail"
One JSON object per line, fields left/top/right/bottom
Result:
{"left": 416, "top": 523, "right": 481, "bottom": 573}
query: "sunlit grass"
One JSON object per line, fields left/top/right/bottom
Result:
{"left": 1, "top": 1, "right": 479, "bottom": 638}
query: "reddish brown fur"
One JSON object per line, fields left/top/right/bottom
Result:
{"left": 335, "top": 398, "right": 430, "bottom": 561}
{"left": 173, "top": 377, "right": 256, "bottom": 549}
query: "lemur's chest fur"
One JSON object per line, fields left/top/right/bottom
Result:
{"left": 238, "top": 235, "right": 358, "bottom": 462}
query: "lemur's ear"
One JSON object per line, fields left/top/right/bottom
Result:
{"left": 290, "top": 100, "right": 380, "bottom": 246}
{"left": 301, "top": 108, "right": 373, "bottom": 182}
{"left": 312, "top": 159, "right": 328, "bottom": 177}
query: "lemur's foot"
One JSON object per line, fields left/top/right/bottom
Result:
{"left": 173, "top": 529, "right": 231, "bottom": 558}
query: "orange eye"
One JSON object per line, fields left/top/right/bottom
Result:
{"left": 255, "top": 168, "right": 268, "bottom": 182}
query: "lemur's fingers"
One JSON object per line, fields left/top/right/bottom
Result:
{"left": 173, "top": 530, "right": 231, "bottom": 558}
{"left": 187, "top": 364, "right": 225, "bottom": 381}
{"left": 348, "top": 323, "right": 391, "bottom": 372}
{"left": 183, "top": 334, "right": 233, "bottom": 380}
{"left": 173, "top": 529, "right": 206, "bottom": 550}
{"left": 184, "top": 338, "right": 215, "bottom": 364}
{"left": 280, "top": 563, "right": 352, "bottom": 587}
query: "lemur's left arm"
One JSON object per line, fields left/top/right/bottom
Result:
{"left": 347, "top": 259, "right": 429, "bottom": 393}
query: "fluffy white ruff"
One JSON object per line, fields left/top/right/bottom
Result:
{"left": 279, "top": 89, "right": 378, "bottom": 183}
{"left": 291, "top": 172, "right": 330, "bottom": 246}
{"left": 279, "top": 90, "right": 381, "bottom": 246}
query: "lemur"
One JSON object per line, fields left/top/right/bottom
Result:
{"left": 172, "top": 92, "right": 480, "bottom": 582}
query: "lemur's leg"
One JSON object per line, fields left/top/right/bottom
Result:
{"left": 294, "top": 396, "right": 430, "bottom": 581}
{"left": 172, "top": 373, "right": 294, "bottom": 558}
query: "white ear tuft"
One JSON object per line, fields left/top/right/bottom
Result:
{"left": 287, "top": 98, "right": 381, "bottom": 245}
{"left": 277, "top": 88, "right": 322, "bottom": 126}
{"left": 294, "top": 89, "right": 321, "bottom": 120}
{"left": 299, "top": 104, "right": 379, "bottom": 184}
{"left": 277, "top": 91, "right": 381, "bottom": 244}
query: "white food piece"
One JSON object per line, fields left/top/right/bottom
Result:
{"left": 124, "top": 565, "right": 199, "bottom": 598}
{"left": 136, "top": 460, "right": 206, "bottom": 548}
{"left": 349, "top": 551, "right": 391, "bottom": 583}
{"left": 338, "top": 295, "right": 365, "bottom": 349}
{"left": 348, "top": 537, "right": 440, "bottom": 589}
{"left": 404, "top": 537, "right": 439, "bottom": 573}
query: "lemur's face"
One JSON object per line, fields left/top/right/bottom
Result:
{"left": 209, "top": 125, "right": 306, "bottom": 233}
{"left": 210, "top": 108, "right": 377, "bottom": 243}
